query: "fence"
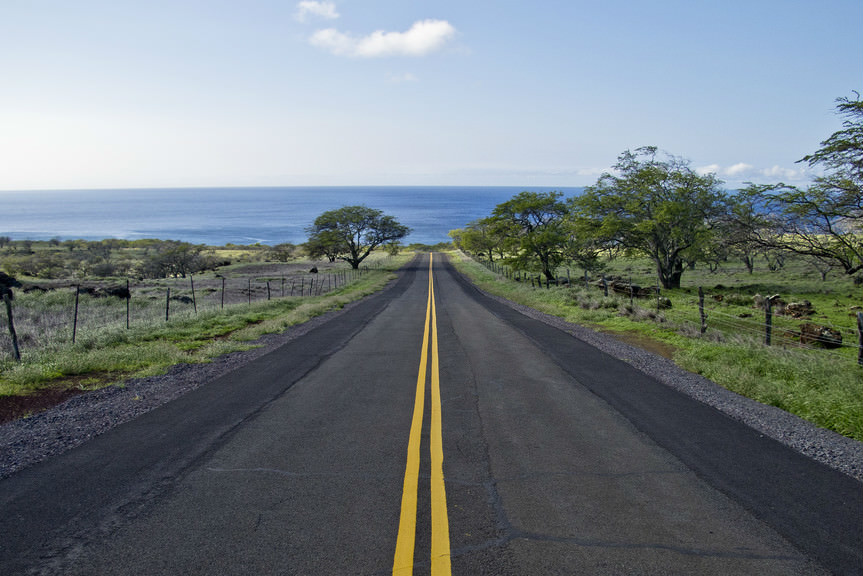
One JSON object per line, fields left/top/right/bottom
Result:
{"left": 473, "top": 256, "right": 863, "bottom": 366}
{"left": 0, "top": 264, "right": 377, "bottom": 363}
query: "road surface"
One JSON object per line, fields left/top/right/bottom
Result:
{"left": 1, "top": 253, "right": 860, "bottom": 575}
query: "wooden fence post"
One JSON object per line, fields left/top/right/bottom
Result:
{"left": 190, "top": 275, "right": 197, "bottom": 314}
{"left": 3, "top": 293, "right": 20, "bottom": 361}
{"left": 248, "top": 278, "right": 252, "bottom": 305}
{"left": 857, "top": 312, "right": 862, "bottom": 366}
{"left": 765, "top": 297, "right": 773, "bottom": 346}
{"left": 72, "top": 285, "right": 80, "bottom": 344}
{"left": 165, "top": 288, "right": 170, "bottom": 322}
{"left": 698, "top": 287, "right": 707, "bottom": 334}
{"left": 267, "top": 281, "right": 271, "bottom": 301}
{"left": 221, "top": 277, "right": 225, "bottom": 309}
{"left": 126, "top": 279, "right": 130, "bottom": 329}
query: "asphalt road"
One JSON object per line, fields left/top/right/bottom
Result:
{"left": 1, "top": 253, "right": 860, "bottom": 575}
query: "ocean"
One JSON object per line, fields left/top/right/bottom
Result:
{"left": 0, "top": 186, "right": 583, "bottom": 246}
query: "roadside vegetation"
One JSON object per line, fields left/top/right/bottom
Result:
{"left": 451, "top": 252, "right": 862, "bottom": 442}
{"left": 448, "top": 93, "right": 863, "bottom": 442}
{"left": 0, "top": 246, "right": 411, "bottom": 403}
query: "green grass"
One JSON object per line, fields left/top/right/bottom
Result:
{"left": 0, "top": 256, "right": 408, "bottom": 397}
{"left": 452, "top": 252, "right": 863, "bottom": 442}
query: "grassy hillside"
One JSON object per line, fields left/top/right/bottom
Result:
{"left": 452, "top": 252, "right": 863, "bottom": 442}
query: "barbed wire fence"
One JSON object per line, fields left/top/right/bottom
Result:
{"left": 471, "top": 254, "right": 863, "bottom": 367}
{"left": 0, "top": 263, "right": 383, "bottom": 363}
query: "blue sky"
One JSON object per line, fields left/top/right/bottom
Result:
{"left": 1, "top": 0, "right": 860, "bottom": 190}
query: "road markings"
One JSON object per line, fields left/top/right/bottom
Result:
{"left": 393, "top": 254, "right": 452, "bottom": 576}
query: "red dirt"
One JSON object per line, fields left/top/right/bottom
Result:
{"left": 0, "top": 388, "right": 86, "bottom": 424}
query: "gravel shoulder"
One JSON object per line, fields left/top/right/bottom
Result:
{"left": 1, "top": 270, "right": 861, "bottom": 483}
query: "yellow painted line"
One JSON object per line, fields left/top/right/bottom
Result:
{"left": 428, "top": 255, "right": 452, "bottom": 575}
{"left": 393, "top": 254, "right": 451, "bottom": 576}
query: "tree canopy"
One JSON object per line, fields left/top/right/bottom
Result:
{"left": 570, "top": 147, "right": 728, "bottom": 289}
{"left": 305, "top": 205, "right": 410, "bottom": 269}
{"left": 738, "top": 94, "right": 863, "bottom": 275}
{"left": 450, "top": 95, "right": 861, "bottom": 288}
{"left": 488, "top": 191, "right": 569, "bottom": 281}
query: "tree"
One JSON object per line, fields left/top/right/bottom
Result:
{"left": 715, "top": 187, "right": 774, "bottom": 274}
{"left": 488, "top": 191, "right": 569, "bottom": 281}
{"left": 142, "top": 241, "right": 208, "bottom": 278}
{"left": 305, "top": 206, "right": 410, "bottom": 269}
{"left": 744, "top": 95, "right": 863, "bottom": 275}
{"left": 452, "top": 218, "right": 513, "bottom": 263}
{"left": 572, "top": 147, "right": 728, "bottom": 289}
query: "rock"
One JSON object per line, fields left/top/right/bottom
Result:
{"left": 800, "top": 323, "right": 843, "bottom": 348}
{"left": 784, "top": 300, "right": 815, "bottom": 318}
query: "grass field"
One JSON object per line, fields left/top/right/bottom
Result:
{"left": 451, "top": 251, "right": 863, "bottom": 442}
{"left": 0, "top": 253, "right": 410, "bottom": 400}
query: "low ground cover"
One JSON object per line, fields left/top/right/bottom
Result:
{"left": 0, "top": 253, "right": 409, "bottom": 408}
{"left": 452, "top": 252, "right": 863, "bottom": 442}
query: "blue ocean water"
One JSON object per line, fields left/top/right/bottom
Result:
{"left": 0, "top": 186, "right": 584, "bottom": 246}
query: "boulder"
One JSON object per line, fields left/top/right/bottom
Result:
{"left": 783, "top": 300, "right": 815, "bottom": 318}
{"left": 800, "top": 323, "right": 843, "bottom": 348}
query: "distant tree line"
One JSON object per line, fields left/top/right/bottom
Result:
{"left": 450, "top": 94, "right": 863, "bottom": 289}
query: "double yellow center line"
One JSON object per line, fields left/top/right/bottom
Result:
{"left": 393, "top": 254, "right": 452, "bottom": 576}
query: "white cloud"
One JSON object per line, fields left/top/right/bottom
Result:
{"left": 725, "top": 162, "right": 754, "bottom": 177}
{"left": 760, "top": 165, "right": 807, "bottom": 181}
{"left": 696, "top": 164, "right": 721, "bottom": 176}
{"left": 310, "top": 19, "right": 456, "bottom": 58}
{"left": 295, "top": 1, "right": 339, "bottom": 23}
{"left": 696, "top": 162, "right": 810, "bottom": 182}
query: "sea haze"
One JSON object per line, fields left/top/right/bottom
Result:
{"left": 0, "top": 186, "right": 583, "bottom": 246}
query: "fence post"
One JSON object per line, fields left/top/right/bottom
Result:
{"left": 3, "top": 293, "right": 20, "bottom": 361}
{"left": 221, "top": 277, "right": 225, "bottom": 309}
{"left": 72, "top": 285, "right": 80, "bottom": 344}
{"left": 190, "top": 275, "right": 197, "bottom": 314}
{"left": 602, "top": 276, "right": 608, "bottom": 297}
{"left": 248, "top": 278, "right": 252, "bottom": 305}
{"left": 765, "top": 297, "right": 773, "bottom": 346}
{"left": 629, "top": 277, "right": 634, "bottom": 307}
{"left": 267, "top": 281, "right": 271, "bottom": 301}
{"left": 165, "top": 288, "right": 170, "bottom": 322}
{"left": 857, "top": 312, "right": 862, "bottom": 366}
{"left": 698, "top": 287, "right": 707, "bottom": 334}
{"left": 126, "top": 279, "right": 130, "bottom": 329}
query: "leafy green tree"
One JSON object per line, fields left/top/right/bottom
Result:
{"left": 747, "top": 95, "right": 863, "bottom": 275}
{"left": 142, "top": 241, "right": 208, "bottom": 278}
{"left": 305, "top": 230, "right": 344, "bottom": 262}
{"left": 572, "top": 147, "right": 728, "bottom": 289}
{"left": 489, "top": 191, "right": 569, "bottom": 281}
{"left": 306, "top": 206, "right": 410, "bottom": 269}
{"left": 267, "top": 243, "right": 299, "bottom": 263}
{"left": 452, "top": 218, "right": 513, "bottom": 263}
